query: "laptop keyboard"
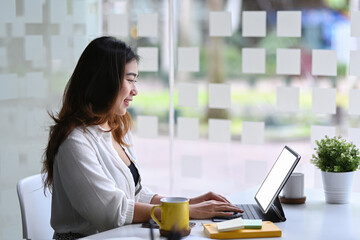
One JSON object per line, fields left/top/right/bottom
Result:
{"left": 235, "top": 204, "right": 261, "bottom": 219}
{"left": 212, "top": 204, "right": 263, "bottom": 221}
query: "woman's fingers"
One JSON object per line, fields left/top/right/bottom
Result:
{"left": 212, "top": 211, "right": 234, "bottom": 217}
{"left": 189, "top": 191, "right": 233, "bottom": 205}
{"left": 189, "top": 200, "right": 244, "bottom": 219}
{"left": 213, "top": 203, "right": 244, "bottom": 213}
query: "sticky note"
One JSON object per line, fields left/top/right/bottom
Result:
{"left": 108, "top": 14, "right": 128, "bottom": 37}
{"left": 24, "top": 0, "right": 44, "bottom": 23}
{"left": 311, "top": 125, "right": 336, "bottom": 148}
{"left": 276, "top": 87, "right": 299, "bottom": 112}
{"left": 277, "top": 11, "right": 302, "bottom": 37}
{"left": 137, "top": 47, "right": 158, "bottom": 72}
{"left": 312, "top": 88, "right": 336, "bottom": 114}
{"left": 242, "top": 48, "right": 266, "bottom": 74}
{"left": 217, "top": 219, "right": 263, "bottom": 230}
{"left": 242, "top": 11, "right": 266, "bottom": 37}
{"left": 351, "top": 11, "right": 360, "bottom": 37}
{"left": 243, "top": 219, "right": 263, "bottom": 229}
{"left": 25, "top": 72, "right": 47, "bottom": 99}
{"left": 209, "top": 83, "right": 231, "bottom": 109}
{"left": 178, "top": 47, "right": 199, "bottom": 72}
{"left": 276, "top": 49, "right": 301, "bottom": 75}
{"left": 349, "top": 51, "right": 360, "bottom": 76}
{"left": 50, "top": 0, "right": 67, "bottom": 23}
{"left": 241, "top": 121, "right": 264, "bottom": 145}
{"left": 177, "top": 117, "right": 199, "bottom": 140}
{"left": 178, "top": 82, "right": 199, "bottom": 107}
{"left": 348, "top": 128, "right": 360, "bottom": 149}
{"left": 138, "top": 13, "right": 158, "bottom": 37}
{"left": 209, "top": 11, "right": 232, "bottom": 36}
{"left": 217, "top": 218, "right": 244, "bottom": 232}
{"left": 312, "top": 50, "right": 337, "bottom": 76}
{"left": 349, "top": 89, "right": 360, "bottom": 115}
{"left": 208, "top": 119, "right": 231, "bottom": 142}
{"left": 0, "top": 0, "right": 15, "bottom": 23}
{"left": 137, "top": 115, "right": 158, "bottom": 138}
{"left": 181, "top": 155, "right": 202, "bottom": 178}
{"left": 0, "top": 74, "right": 18, "bottom": 100}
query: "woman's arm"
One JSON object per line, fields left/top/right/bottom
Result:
{"left": 189, "top": 200, "right": 243, "bottom": 219}
{"left": 189, "top": 191, "right": 243, "bottom": 219}
{"left": 132, "top": 194, "right": 164, "bottom": 223}
{"left": 132, "top": 200, "right": 242, "bottom": 222}
{"left": 189, "top": 191, "right": 231, "bottom": 204}
{"left": 132, "top": 202, "right": 159, "bottom": 223}
{"left": 149, "top": 194, "right": 164, "bottom": 204}
{"left": 133, "top": 192, "right": 242, "bottom": 222}
{"left": 56, "top": 137, "right": 135, "bottom": 231}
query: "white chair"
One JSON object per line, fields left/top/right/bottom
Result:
{"left": 17, "top": 174, "right": 53, "bottom": 240}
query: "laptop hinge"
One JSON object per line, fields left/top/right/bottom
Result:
{"left": 271, "top": 196, "right": 286, "bottom": 221}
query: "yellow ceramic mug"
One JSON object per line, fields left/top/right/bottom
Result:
{"left": 150, "top": 197, "right": 190, "bottom": 237}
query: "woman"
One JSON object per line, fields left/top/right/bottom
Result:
{"left": 42, "top": 36, "right": 242, "bottom": 239}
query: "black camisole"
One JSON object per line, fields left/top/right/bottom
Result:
{"left": 128, "top": 161, "right": 140, "bottom": 186}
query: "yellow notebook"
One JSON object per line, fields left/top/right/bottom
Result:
{"left": 203, "top": 221, "right": 281, "bottom": 239}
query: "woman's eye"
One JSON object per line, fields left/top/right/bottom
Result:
{"left": 127, "top": 79, "right": 137, "bottom": 83}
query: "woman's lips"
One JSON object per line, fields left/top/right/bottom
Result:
{"left": 124, "top": 99, "right": 132, "bottom": 107}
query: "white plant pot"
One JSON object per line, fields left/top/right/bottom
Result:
{"left": 321, "top": 171, "right": 355, "bottom": 204}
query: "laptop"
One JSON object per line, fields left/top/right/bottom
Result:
{"left": 213, "top": 145, "right": 301, "bottom": 223}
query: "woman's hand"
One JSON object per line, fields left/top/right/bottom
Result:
{"left": 189, "top": 200, "right": 243, "bottom": 219}
{"left": 189, "top": 191, "right": 231, "bottom": 204}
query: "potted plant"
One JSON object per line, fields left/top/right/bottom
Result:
{"left": 311, "top": 136, "right": 360, "bottom": 203}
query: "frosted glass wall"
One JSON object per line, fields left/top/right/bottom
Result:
{"left": 0, "top": 0, "right": 101, "bottom": 238}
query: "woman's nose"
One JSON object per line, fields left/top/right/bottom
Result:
{"left": 131, "top": 85, "right": 138, "bottom": 96}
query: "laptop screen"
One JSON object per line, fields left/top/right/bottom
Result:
{"left": 254, "top": 146, "right": 301, "bottom": 213}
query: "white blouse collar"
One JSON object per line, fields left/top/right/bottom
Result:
{"left": 86, "top": 125, "right": 111, "bottom": 141}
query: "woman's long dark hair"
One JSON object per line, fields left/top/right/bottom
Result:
{"left": 42, "top": 36, "right": 139, "bottom": 190}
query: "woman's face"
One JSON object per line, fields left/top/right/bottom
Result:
{"left": 114, "top": 59, "right": 138, "bottom": 116}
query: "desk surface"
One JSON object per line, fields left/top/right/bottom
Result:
{"left": 81, "top": 189, "right": 360, "bottom": 240}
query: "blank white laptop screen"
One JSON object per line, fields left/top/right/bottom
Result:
{"left": 255, "top": 146, "right": 300, "bottom": 213}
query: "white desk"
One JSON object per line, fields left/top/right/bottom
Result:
{"left": 81, "top": 189, "right": 360, "bottom": 240}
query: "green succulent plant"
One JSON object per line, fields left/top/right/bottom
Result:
{"left": 311, "top": 136, "right": 360, "bottom": 172}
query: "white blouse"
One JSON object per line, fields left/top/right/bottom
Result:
{"left": 51, "top": 125, "right": 155, "bottom": 236}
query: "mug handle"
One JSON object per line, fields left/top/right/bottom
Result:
{"left": 150, "top": 205, "right": 162, "bottom": 229}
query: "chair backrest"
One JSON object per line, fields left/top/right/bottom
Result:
{"left": 17, "top": 174, "right": 53, "bottom": 240}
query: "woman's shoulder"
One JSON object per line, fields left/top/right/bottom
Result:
{"left": 65, "top": 125, "right": 100, "bottom": 143}
{"left": 67, "top": 125, "right": 88, "bottom": 139}
{"left": 59, "top": 126, "right": 97, "bottom": 152}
